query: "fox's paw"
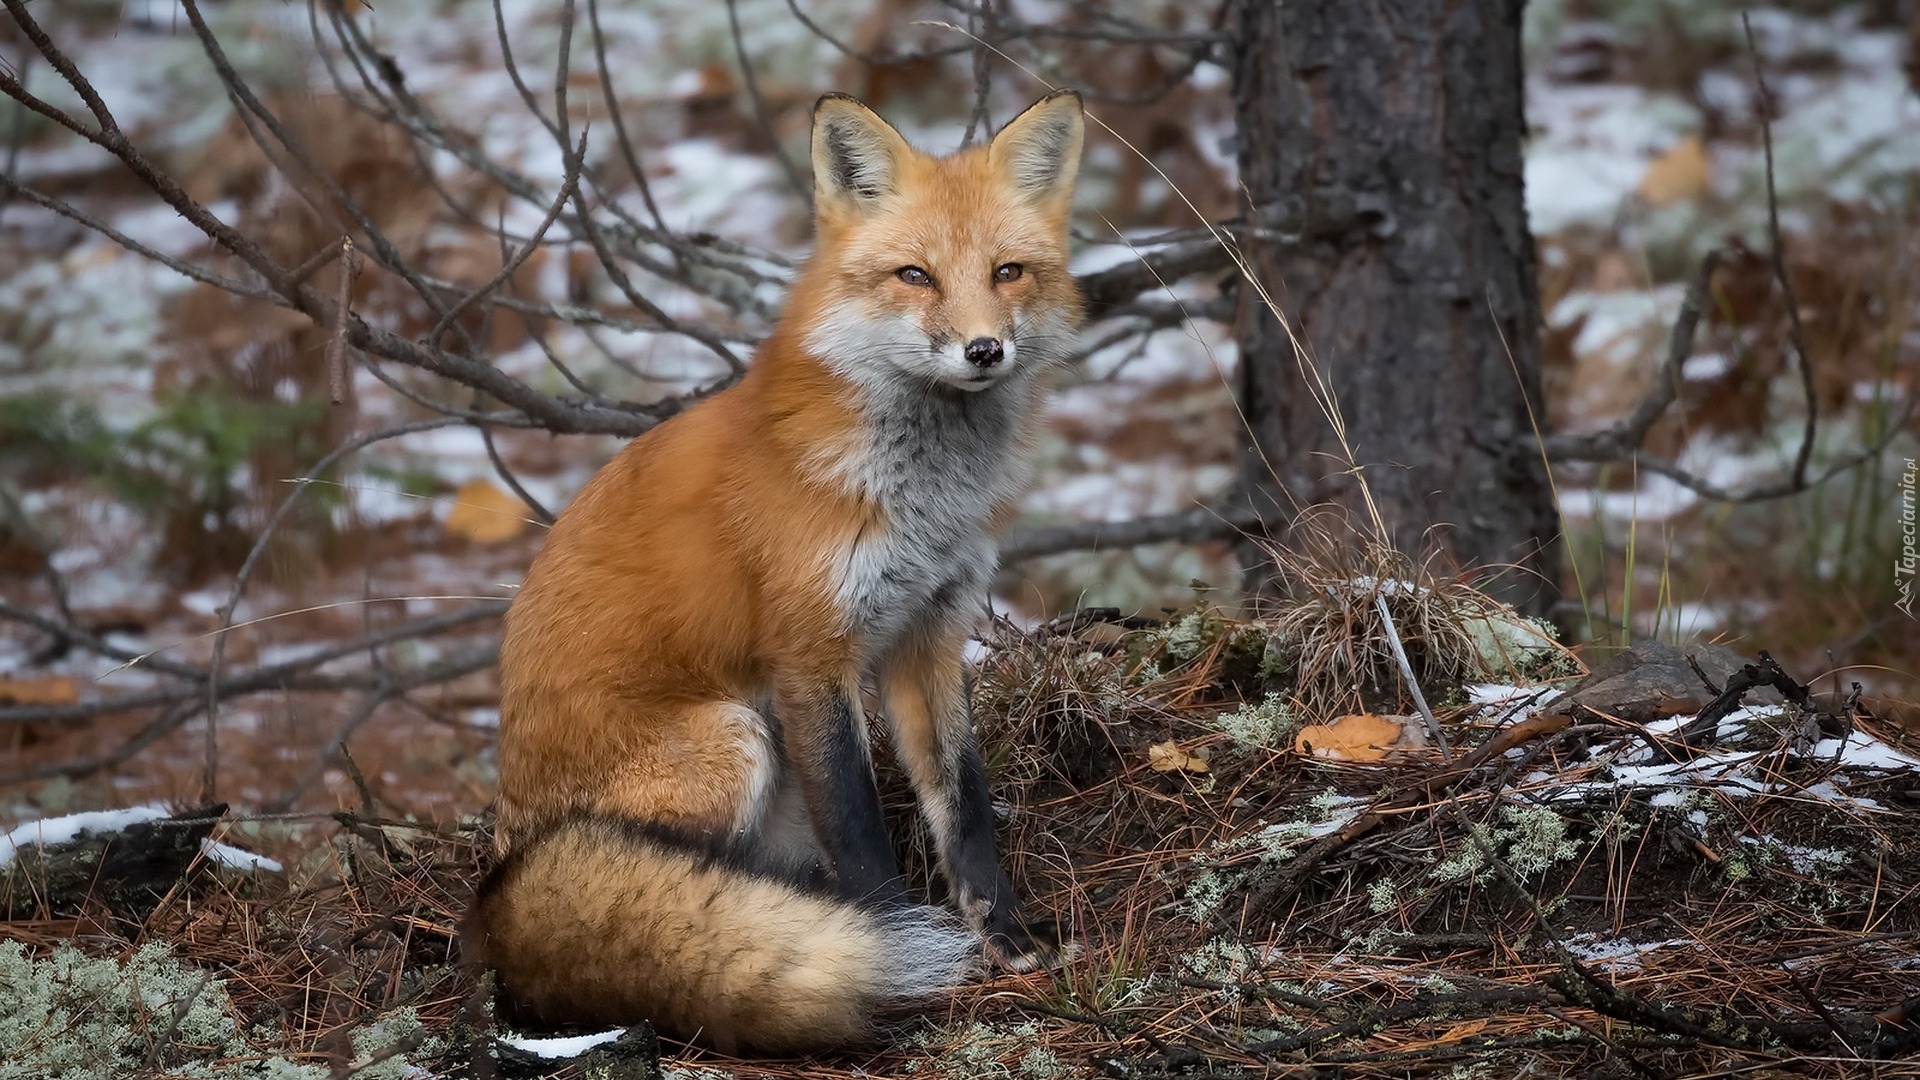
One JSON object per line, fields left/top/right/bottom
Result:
{"left": 984, "top": 915, "right": 1081, "bottom": 973}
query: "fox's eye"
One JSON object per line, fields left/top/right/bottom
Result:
{"left": 896, "top": 266, "right": 934, "bottom": 287}
{"left": 994, "top": 263, "right": 1024, "bottom": 283}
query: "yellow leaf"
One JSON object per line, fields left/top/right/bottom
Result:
{"left": 0, "top": 675, "right": 79, "bottom": 706}
{"left": 1147, "top": 739, "right": 1210, "bottom": 773}
{"left": 1292, "top": 713, "right": 1405, "bottom": 762}
{"left": 1638, "top": 135, "right": 1711, "bottom": 206}
{"left": 443, "top": 480, "right": 530, "bottom": 544}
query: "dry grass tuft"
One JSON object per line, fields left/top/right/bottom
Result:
{"left": 973, "top": 615, "right": 1142, "bottom": 793}
{"left": 1256, "top": 513, "right": 1572, "bottom": 721}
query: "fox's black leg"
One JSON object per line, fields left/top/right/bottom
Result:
{"left": 882, "top": 630, "right": 1070, "bottom": 967}
{"left": 779, "top": 682, "right": 907, "bottom": 906}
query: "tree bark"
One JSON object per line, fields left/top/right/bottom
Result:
{"left": 1230, "top": 0, "right": 1560, "bottom": 614}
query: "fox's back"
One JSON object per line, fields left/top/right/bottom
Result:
{"left": 502, "top": 397, "right": 751, "bottom": 686}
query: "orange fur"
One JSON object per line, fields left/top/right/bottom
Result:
{"left": 470, "top": 91, "right": 1085, "bottom": 1052}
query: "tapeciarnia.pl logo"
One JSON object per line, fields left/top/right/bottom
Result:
{"left": 1899, "top": 457, "right": 1917, "bottom": 619}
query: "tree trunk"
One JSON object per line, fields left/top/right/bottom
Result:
{"left": 1230, "top": 0, "right": 1560, "bottom": 614}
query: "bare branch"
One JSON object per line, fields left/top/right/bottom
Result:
{"left": 0, "top": 177, "right": 276, "bottom": 300}
{"left": 425, "top": 132, "right": 585, "bottom": 349}
{"left": 1540, "top": 251, "right": 1719, "bottom": 463}
{"left": 783, "top": 0, "right": 969, "bottom": 66}
{"left": 960, "top": 0, "right": 994, "bottom": 148}
{"left": 727, "top": 0, "right": 810, "bottom": 202}
{"left": 1001, "top": 504, "right": 1266, "bottom": 563}
{"left": 0, "top": 647, "right": 497, "bottom": 788}
{"left": 0, "top": 607, "right": 503, "bottom": 729}
{"left": 585, "top": 0, "right": 673, "bottom": 238}
{"left": 1077, "top": 239, "right": 1239, "bottom": 320}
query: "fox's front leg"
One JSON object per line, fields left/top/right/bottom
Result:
{"left": 883, "top": 629, "right": 1068, "bottom": 970}
{"left": 776, "top": 674, "right": 908, "bottom": 906}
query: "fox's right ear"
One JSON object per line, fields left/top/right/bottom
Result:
{"left": 811, "top": 94, "right": 910, "bottom": 214}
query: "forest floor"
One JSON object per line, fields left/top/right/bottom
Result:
{"left": 6, "top": 601, "right": 1920, "bottom": 1078}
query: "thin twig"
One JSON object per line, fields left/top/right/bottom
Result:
{"left": 1540, "top": 250, "right": 1719, "bottom": 464}
{"left": 424, "top": 133, "right": 585, "bottom": 349}
{"left": 1742, "top": 11, "right": 1819, "bottom": 490}
{"left": 960, "top": 0, "right": 995, "bottom": 147}
{"left": 326, "top": 238, "right": 359, "bottom": 404}
{"left": 728, "top": 0, "right": 809, "bottom": 201}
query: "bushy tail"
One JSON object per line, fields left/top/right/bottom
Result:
{"left": 464, "top": 814, "right": 977, "bottom": 1054}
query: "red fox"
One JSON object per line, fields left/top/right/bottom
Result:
{"left": 464, "top": 90, "right": 1085, "bottom": 1054}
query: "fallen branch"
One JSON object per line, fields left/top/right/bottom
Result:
{"left": 1671, "top": 648, "right": 1817, "bottom": 751}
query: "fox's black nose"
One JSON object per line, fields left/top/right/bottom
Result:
{"left": 964, "top": 337, "right": 1004, "bottom": 368}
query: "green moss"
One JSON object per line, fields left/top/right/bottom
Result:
{"left": 1498, "top": 805, "right": 1581, "bottom": 879}
{"left": 1177, "top": 938, "right": 1261, "bottom": 989}
{"left": 1179, "top": 796, "right": 1362, "bottom": 924}
{"left": 1458, "top": 610, "right": 1571, "bottom": 681}
{"left": 1132, "top": 601, "right": 1274, "bottom": 690}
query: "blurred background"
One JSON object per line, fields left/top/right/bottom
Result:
{"left": 2, "top": 0, "right": 1917, "bottom": 821}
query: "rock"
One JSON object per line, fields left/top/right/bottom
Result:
{"left": 1551, "top": 640, "right": 1782, "bottom": 719}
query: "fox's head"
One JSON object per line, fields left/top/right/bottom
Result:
{"left": 799, "top": 91, "right": 1085, "bottom": 393}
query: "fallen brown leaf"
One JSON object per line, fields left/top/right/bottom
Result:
{"left": 443, "top": 480, "right": 531, "bottom": 544}
{"left": 1638, "top": 134, "right": 1711, "bottom": 206}
{"left": 1147, "top": 739, "right": 1211, "bottom": 774}
{"left": 1293, "top": 712, "right": 1406, "bottom": 762}
{"left": 0, "top": 675, "right": 79, "bottom": 707}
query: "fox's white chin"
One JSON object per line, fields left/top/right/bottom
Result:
{"left": 941, "top": 368, "right": 1006, "bottom": 392}
{"left": 931, "top": 338, "right": 1017, "bottom": 391}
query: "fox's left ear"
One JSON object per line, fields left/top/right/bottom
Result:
{"left": 989, "top": 90, "right": 1084, "bottom": 209}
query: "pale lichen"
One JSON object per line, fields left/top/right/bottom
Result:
{"left": 0, "top": 941, "right": 433, "bottom": 1080}
{"left": 909, "top": 1020, "right": 1078, "bottom": 1079}
{"left": 1212, "top": 693, "right": 1299, "bottom": 752}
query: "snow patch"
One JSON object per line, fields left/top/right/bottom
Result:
{"left": 1682, "top": 352, "right": 1735, "bottom": 382}
{"left": 500, "top": 1029, "right": 626, "bottom": 1059}
{"left": 0, "top": 805, "right": 169, "bottom": 867}
{"left": 1736, "top": 835, "right": 1849, "bottom": 875}
{"left": 1817, "top": 731, "right": 1920, "bottom": 771}
{"left": 1466, "top": 683, "right": 1566, "bottom": 711}
{"left": 2, "top": 805, "right": 280, "bottom": 874}
{"left": 1562, "top": 933, "right": 1694, "bottom": 972}
{"left": 198, "top": 839, "right": 283, "bottom": 875}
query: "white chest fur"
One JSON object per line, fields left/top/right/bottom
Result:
{"left": 827, "top": 378, "right": 1035, "bottom": 659}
